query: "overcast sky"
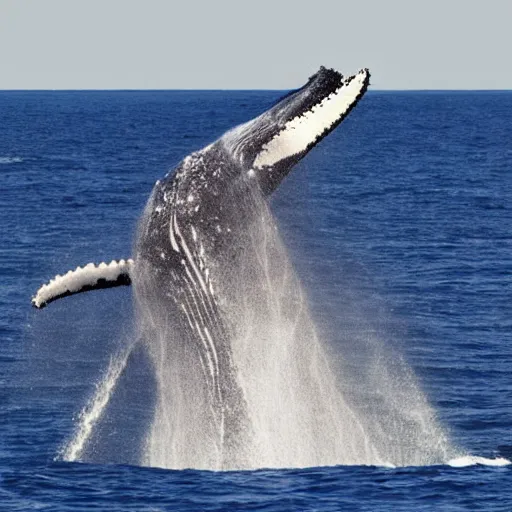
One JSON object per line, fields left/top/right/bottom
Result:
{"left": 1, "top": 0, "right": 511, "bottom": 90}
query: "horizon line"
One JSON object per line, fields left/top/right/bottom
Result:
{"left": 0, "top": 88, "right": 511, "bottom": 93}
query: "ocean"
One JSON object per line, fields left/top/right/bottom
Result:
{"left": 1, "top": 89, "right": 511, "bottom": 510}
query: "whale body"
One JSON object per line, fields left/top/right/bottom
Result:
{"left": 33, "top": 66, "right": 371, "bottom": 467}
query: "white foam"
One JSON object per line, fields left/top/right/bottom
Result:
{"left": 253, "top": 69, "right": 369, "bottom": 169}
{"left": 32, "top": 259, "right": 134, "bottom": 308}
{"left": 0, "top": 156, "right": 23, "bottom": 164}
{"left": 448, "top": 455, "right": 511, "bottom": 467}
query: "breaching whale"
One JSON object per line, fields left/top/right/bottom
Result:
{"left": 33, "top": 66, "right": 371, "bottom": 467}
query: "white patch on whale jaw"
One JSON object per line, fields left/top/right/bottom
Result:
{"left": 253, "top": 69, "right": 370, "bottom": 170}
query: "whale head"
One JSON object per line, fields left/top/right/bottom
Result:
{"left": 222, "top": 66, "right": 370, "bottom": 194}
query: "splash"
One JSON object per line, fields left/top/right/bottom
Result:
{"left": 62, "top": 344, "right": 134, "bottom": 462}
{"left": 132, "top": 185, "right": 458, "bottom": 470}
{"left": 61, "top": 184, "right": 459, "bottom": 470}
{"left": 448, "top": 456, "right": 510, "bottom": 468}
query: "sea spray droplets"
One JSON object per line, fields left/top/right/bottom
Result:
{"left": 62, "top": 345, "right": 134, "bottom": 462}
{"left": 133, "top": 176, "right": 460, "bottom": 470}
{"left": 217, "top": 190, "right": 386, "bottom": 468}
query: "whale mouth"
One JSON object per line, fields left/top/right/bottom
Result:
{"left": 222, "top": 66, "right": 370, "bottom": 193}
{"left": 254, "top": 67, "right": 369, "bottom": 168}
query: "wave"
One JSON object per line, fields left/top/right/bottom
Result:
{"left": 375, "top": 455, "right": 511, "bottom": 469}
{"left": 447, "top": 455, "right": 510, "bottom": 468}
{"left": 380, "top": 455, "right": 511, "bottom": 469}
{"left": 0, "top": 156, "right": 23, "bottom": 164}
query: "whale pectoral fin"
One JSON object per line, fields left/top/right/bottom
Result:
{"left": 32, "top": 259, "right": 134, "bottom": 309}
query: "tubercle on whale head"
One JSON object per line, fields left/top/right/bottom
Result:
{"left": 222, "top": 66, "right": 370, "bottom": 195}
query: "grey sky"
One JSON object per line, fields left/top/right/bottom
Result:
{"left": 1, "top": 0, "right": 511, "bottom": 90}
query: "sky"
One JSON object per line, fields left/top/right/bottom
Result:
{"left": 1, "top": 0, "right": 511, "bottom": 90}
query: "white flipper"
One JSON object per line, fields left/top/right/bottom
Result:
{"left": 32, "top": 259, "right": 134, "bottom": 309}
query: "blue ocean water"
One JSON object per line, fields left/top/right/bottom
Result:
{"left": 1, "top": 89, "right": 511, "bottom": 510}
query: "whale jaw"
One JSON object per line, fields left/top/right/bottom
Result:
{"left": 222, "top": 67, "right": 370, "bottom": 194}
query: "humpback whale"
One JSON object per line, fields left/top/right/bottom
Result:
{"left": 33, "top": 66, "right": 371, "bottom": 468}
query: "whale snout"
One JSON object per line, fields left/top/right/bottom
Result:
{"left": 222, "top": 66, "right": 370, "bottom": 194}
